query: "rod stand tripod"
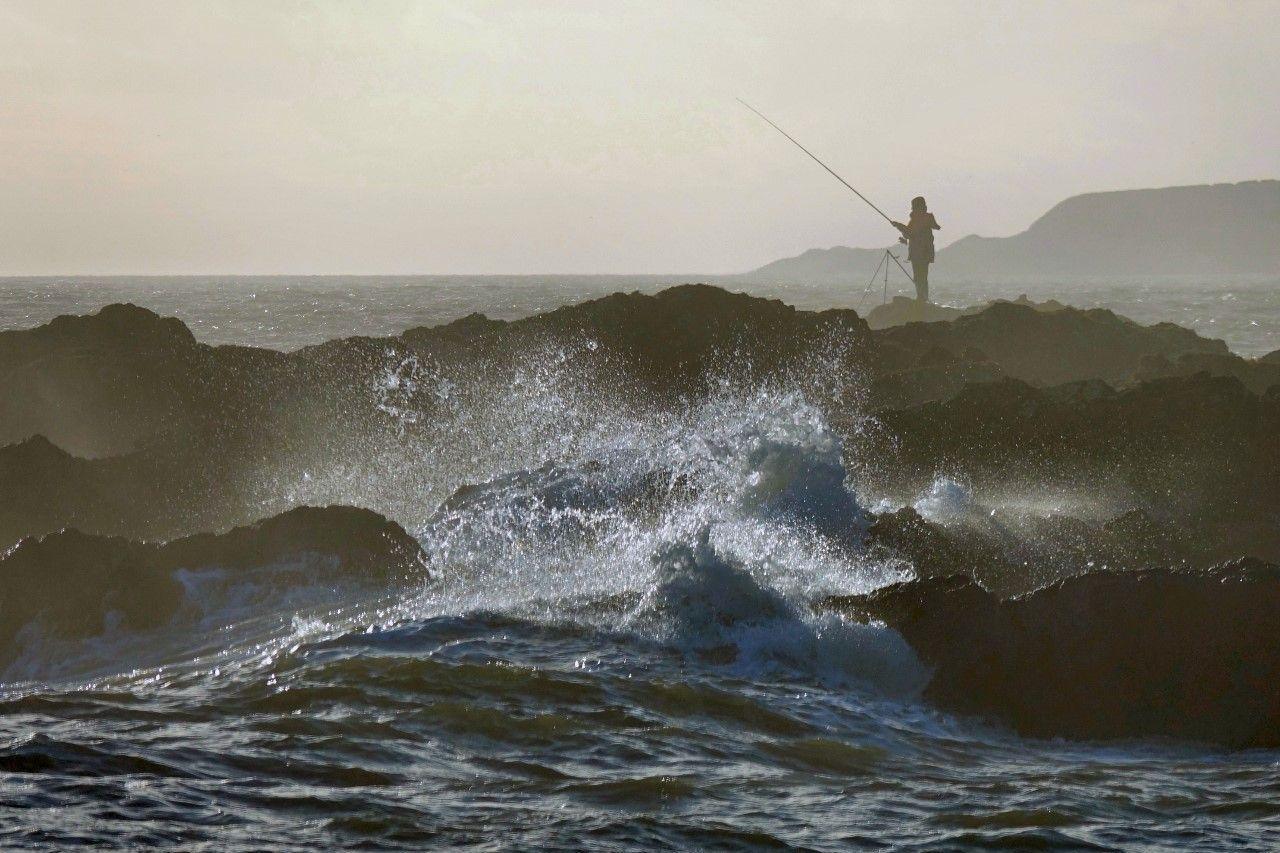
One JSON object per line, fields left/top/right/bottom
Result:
{"left": 855, "top": 248, "right": 916, "bottom": 312}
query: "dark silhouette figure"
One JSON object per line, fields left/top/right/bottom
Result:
{"left": 892, "top": 197, "right": 941, "bottom": 302}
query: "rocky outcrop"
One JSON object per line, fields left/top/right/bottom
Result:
{"left": 157, "top": 505, "right": 427, "bottom": 582}
{"left": 866, "top": 345, "right": 1004, "bottom": 410}
{"left": 857, "top": 373, "right": 1280, "bottom": 564}
{"left": 0, "top": 430, "right": 304, "bottom": 546}
{"left": 0, "top": 286, "right": 876, "bottom": 544}
{"left": 308, "top": 283, "right": 875, "bottom": 398}
{"left": 864, "top": 297, "right": 964, "bottom": 328}
{"left": 821, "top": 559, "right": 1280, "bottom": 747}
{"left": 0, "top": 506, "right": 427, "bottom": 667}
{"left": 0, "top": 286, "right": 874, "bottom": 450}
{"left": 863, "top": 507, "right": 1010, "bottom": 583}
{"left": 863, "top": 293, "right": 1067, "bottom": 331}
{"left": 862, "top": 504, "right": 1198, "bottom": 597}
{"left": 1134, "top": 350, "right": 1280, "bottom": 396}
{"left": 0, "top": 285, "right": 1266, "bottom": 552}
{"left": 0, "top": 303, "right": 294, "bottom": 458}
{"left": 870, "top": 301, "right": 1227, "bottom": 387}
{"left": 0, "top": 286, "right": 1233, "bottom": 457}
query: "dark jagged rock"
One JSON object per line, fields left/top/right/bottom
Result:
{"left": 0, "top": 285, "right": 1234, "bottom": 461}
{"left": 159, "top": 505, "right": 427, "bottom": 581}
{"left": 0, "top": 303, "right": 196, "bottom": 355}
{"left": 1134, "top": 350, "right": 1280, "bottom": 395}
{"left": 542, "top": 284, "right": 868, "bottom": 380}
{"left": 0, "top": 530, "right": 186, "bottom": 643}
{"left": 297, "top": 284, "right": 873, "bottom": 398}
{"left": 0, "top": 506, "right": 427, "bottom": 667}
{"left": 861, "top": 503, "right": 1195, "bottom": 597}
{"left": 863, "top": 507, "right": 1010, "bottom": 583}
{"left": 867, "top": 345, "right": 1004, "bottom": 409}
{"left": 863, "top": 293, "right": 1067, "bottom": 331}
{"left": 0, "top": 285, "right": 876, "bottom": 543}
{"left": 0, "top": 435, "right": 101, "bottom": 545}
{"left": 0, "top": 303, "right": 293, "bottom": 458}
{"left": 821, "top": 559, "right": 1280, "bottom": 747}
{"left": 858, "top": 373, "right": 1280, "bottom": 565}
{"left": 0, "top": 285, "right": 1266, "bottom": 552}
{"left": 871, "top": 301, "right": 1227, "bottom": 387}
{"left": 864, "top": 297, "right": 964, "bottom": 329}
{"left": 0, "top": 431, "right": 305, "bottom": 546}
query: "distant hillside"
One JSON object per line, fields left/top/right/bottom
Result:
{"left": 743, "top": 180, "right": 1280, "bottom": 281}
{"left": 747, "top": 245, "right": 897, "bottom": 282}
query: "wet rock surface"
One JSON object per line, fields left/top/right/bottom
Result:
{"left": 0, "top": 506, "right": 426, "bottom": 668}
{"left": 821, "top": 558, "right": 1280, "bottom": 747}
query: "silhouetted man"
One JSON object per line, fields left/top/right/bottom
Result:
{"left": 891, "top": 196, "right": 941, "bottom": 302}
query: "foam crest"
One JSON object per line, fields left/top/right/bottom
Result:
{"left": 626, "top": 527, "right": 926, "bottom": 694}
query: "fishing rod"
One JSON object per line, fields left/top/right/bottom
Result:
{"left": 737, "top": 98, "right": 895, "bottom": 226}
{"left": 738, "top": 98, "right": 916, "bottom": 285}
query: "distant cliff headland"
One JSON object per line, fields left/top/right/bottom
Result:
{"left": 743, "top": 180, "right": 1280, "bottom": 281}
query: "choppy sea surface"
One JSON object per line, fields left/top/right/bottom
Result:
{"left": 1, "top": 275, "right": 1278, "bottom": 850}
{"left": 1, "top": 274, "right": 1275, "bottom": 355}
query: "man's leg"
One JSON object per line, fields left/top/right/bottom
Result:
{"left": 913, "top": 261, "right": 929, "bottom": 302}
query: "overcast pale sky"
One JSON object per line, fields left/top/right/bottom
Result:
{"left": 2, "top": 0, "right": 1277, "bottom": 275}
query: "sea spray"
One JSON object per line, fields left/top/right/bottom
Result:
{"left": 1, "top": 324, "right": 912, "bottom": 693}
{"left": 398, "top": 350, "right": 917, "bottom": 694}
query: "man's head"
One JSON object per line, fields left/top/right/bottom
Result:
{"left": 912, "top": 196, "right": 928, "bottom": 213}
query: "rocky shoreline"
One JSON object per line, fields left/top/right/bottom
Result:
{"left": 3, "top": 284, "right": 1278, "bottom": 743}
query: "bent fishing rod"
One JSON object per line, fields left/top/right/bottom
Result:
{"left": 737, "top": 98, "right": 896, "bottom": 226}
{"left": 737, "top": 99, "right": 915, "bottom": 284}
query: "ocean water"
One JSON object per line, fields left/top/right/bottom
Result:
{"left": 1, "top": 277, "right": 1279, "bottom": 850}
{"left": 1, "top": 274, "right": 1275, "bottom": 356}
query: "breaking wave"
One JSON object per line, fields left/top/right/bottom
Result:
{"left": 2, "top": 332, "right": 914, "bottom": 696}
{"left": 403, "top": 345, "right": 916, "bottom": 694}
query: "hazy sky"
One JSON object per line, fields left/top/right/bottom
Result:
{"left": 2, "top": 1, "right": 1278, "bottom": 275}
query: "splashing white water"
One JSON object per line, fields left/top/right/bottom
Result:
{"left": 14, "top": 330, "right": 917, "bottom": 692}
{"left": 385, "top": 343, "right": 918, "bottom": 693}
